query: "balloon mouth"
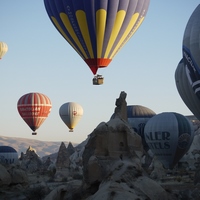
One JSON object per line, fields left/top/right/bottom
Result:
{"left": 30, "top": 126, "right": 38, "bottom": 132}
{"left": 85, "top": 58, "right": 112, "bottom": 75}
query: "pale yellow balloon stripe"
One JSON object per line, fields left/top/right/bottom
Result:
{"left": 0, "top": 42, "right": 8, "bottom": 58}
{"left": 60, "top": 13, "right": 88, "bottom": 58}
{"left": 51, "top": 16, "right": 84, "bottom": 59}
{"left": 76, "top": 10, "right": 94, "bottom": 58}
{"left": 109, "top": 13, "right": 140, "bottom": 59}
{"left": 104, "top": 11, "right": 125, "bottom": 58}
{"left": 111, "top": 17, "right": 144, "bottom": 59}
{"left": 96, "top": 9, "right": 106, "bottom": 58}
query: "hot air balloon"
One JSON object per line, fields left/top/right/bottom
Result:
{"left": 0, "top": 42, "right": 8, "bottom": 59}
{"left": 127, "top": 105, "right": 156, "bottom": 151}
{"left": 59, "top": 102, "right": 83, "bottom": 132}
{"left": 175, "top": 59, "right": 200, "bottom": 120}
{"left": 0, "top": 146, "right": 18, "bottom": 164}
{"left": 182, "top": 5, "right": 200, "bottom": 99}
{"left": 17, "top": 92, "right": 52, "bottom": 135}
{"left": 144, "top": 112, "right": 194, "bottom": 169}
{"left": 44, "top": 0, "right": 150, "bottom": 84}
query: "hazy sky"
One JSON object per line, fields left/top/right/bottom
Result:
{"left": 1, "top": 1, "right": 199, "bottom": 144}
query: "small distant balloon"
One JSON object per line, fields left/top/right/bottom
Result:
{"left": 17, "top": 92, "right": 52, "bottom": 135}
{"left": 144, "top": 112, "right": 194, "bottom": 169}
{"left": 59, "top": 102, "right": 83, "bottom": 132}
{"left": 0, "top": 42, "right": 8, "bottom": 59}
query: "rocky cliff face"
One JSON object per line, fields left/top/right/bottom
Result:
{"left": 82, "top": 117, "right": 143, "bottom": 185}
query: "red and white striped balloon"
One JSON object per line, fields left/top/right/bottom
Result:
{"left": 17, "top": 92, "right": 52, "bottom": 135}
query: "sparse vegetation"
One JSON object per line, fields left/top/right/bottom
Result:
{"left": 25, "top": 186, "right": 47, "bottom": 200}
{"left": 110, "top": 190, "right": 116, "bottom": 196}
{"left": 62, "top": 177, "right": 68, "bottom": 182}
{"left": 175, "top": 176, "right": 182, "bottom": 182}
{"left": 73, "top": 173, "right": 83, "bottom": 180}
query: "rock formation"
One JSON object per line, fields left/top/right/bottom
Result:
{"left": 67, "top": 142, "right": 75, "bottom": 155}
{"left": 82, "top": 92, "right": 143, "bottom": 185}
{"left": 82, "top": 117, "right": 143, "bottom": 185}
{"left": 56, "top": 142, "right": 75, "bottom": 169}
{"left": 113, "top": 91, "right": 127, "bottom": 121}
{"left": 8, "top": 164, "right": 28, "bottom": 184}
{"left": 19, "top": 146, "right": 42, "bottom": 173}
{"left": 56, "top": 142, "right": 69, "bottom": 169}
{"left": 0, "top": 164, "right": 11, "bottom": 186}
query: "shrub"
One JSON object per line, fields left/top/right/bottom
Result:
{"left": 26, "top": 186, "right": 46, "bottom": 200}
{"left": 73, "top": 173, "right": 83, "bottom": 180}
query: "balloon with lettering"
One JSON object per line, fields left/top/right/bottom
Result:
{"left": 127, "top": 105, "right": 156, "bottom": 151}
{"left": 59, "top": 102, "right": 83, "bottom": 132}
{"left": 175, "top": 59, "right": 200, "bottom": 120}
{"left": 44, "top": 0, "right": 150, "bottom": 75}
{"left": 0, "top": 42, "right": 8, "bottom": 59}
{"left": 182, "top": 5, "right": 200, "bottom": 100}
{"left": 144, "top": 112, "right": 194, "bottom": 169}
{"left": 0, "top": 146, "right": 18, "bottom": 164}
{"left": 17, "top": 92, "right": 52, "bottom": 135}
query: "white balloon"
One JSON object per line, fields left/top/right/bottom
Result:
{"left": 59, "top": 102, "right": 83, "bottom": 132}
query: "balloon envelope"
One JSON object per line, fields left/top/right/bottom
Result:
{"left": 0, "top": 42, "right": 8, "bottom": 59}
{"left": 175, "top": 59, "right": 200, "bottom": 120}
{"left": 144, "top": 112, "right": 194, "bottom": 169}
{"left": 0, "top": 146, "right": 18, "bottom": 164}
{"left": 59, "top": 102, "right": 83, "bottom": 132}
{"left": 17, "top": 92, "right": 52, "bottom": 135}
{"left": 44, "top": 0, "right": 150, "bottom": 75}
{"left": 127, "top": 105, "right": 156, "bottom": 151}
{"left": 182, "top": 5, "right": 200, "bottom": 99}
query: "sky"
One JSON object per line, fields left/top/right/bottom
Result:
{"left": 1, "top": 1, "right": 199, "bottom": 144}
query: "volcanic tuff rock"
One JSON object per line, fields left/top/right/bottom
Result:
{"left": 19, "top": 146, "right": 42, "bottom": 173}
{"left": 150, "top": 157, "right": 166, "bottom": 180}
{"left": 113, "top": 91, "right": 127, "bottom": 121}
{"left": 82, "top": 117, "right": 143, "bottom": 185}
{"left": 87, "top": 160, "right": 172, "bottom": 200}
{"left": 67, "top": 142, "right": 75, "bottom": 155}
{"left": 0, "top": 164, "right": 11, "bottom": 186}
{"left": 56, "top": 142, "right": 69, "bottom": 169}
{"left": 56, "top": 142, "right": 75, "bottom": 169}
{"left": 82, "top": 91, "right": 143, "bottom": 185}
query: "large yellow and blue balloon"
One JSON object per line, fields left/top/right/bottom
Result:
{"left": 44, "top": 0, "right": 150, "bottom": 75}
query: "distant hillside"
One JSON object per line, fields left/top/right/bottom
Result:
{"left": 0, "top": 135, "right": 76, "bottom": 158}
